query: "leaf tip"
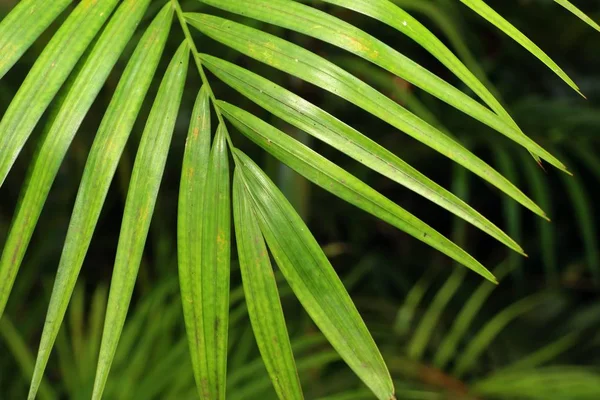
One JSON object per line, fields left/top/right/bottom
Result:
{"left": 535, "top": 158, "right": 547, "bottom": 173}
{"left": 479, "top": 268, "right": 499, "bottom": 285}
{"left": 515, "top": 246, "right": 528, "bottom": 258}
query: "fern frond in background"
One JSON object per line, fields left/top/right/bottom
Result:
{"left": 0, "top": 0, "right": 599, "bottom": 399}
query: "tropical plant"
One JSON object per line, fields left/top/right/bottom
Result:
{"left": 0, "top": 0, "right": 598, "bottom": 399}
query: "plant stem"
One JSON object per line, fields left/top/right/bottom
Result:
{"left": 172, "top": 0, "right": 236, "bottom": 153}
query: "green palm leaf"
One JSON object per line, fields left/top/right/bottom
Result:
{"left": 0, "top": 317, "right": 57, "bottom": 400}
{"left": 433, "top": 263, "right": 513, "bottom": 370}
{"left": 202, "top": 0, "right": 562, "bottom": 170}
{"left": 520, "top": 151, "right": 558, "bottom": 284}
{"left": 318, "top": 0, "right": 544, "bottom": 164}
{"left": 201, "top": 53, "right": 522, "bottom": 255}
{"left": 317, "top": 0, "right": 502, "bottom": 115}
{"left": 555, "top": 0, "right": 600, "bottom": 33}
{"left": 188, "top": 125, "right": 232, "bottom": 400}
{"left": 91, "top": 42, "right": 189, "bottom": 400}
{"left": 0, "top": 0, "right": 71, "bottom": 79}
{"left": 459, "top": 0, "right": 583, "bottom": 95}
{"left": 221, "top": 101, "right": 496, "bottom": 282}
{"left": 453, "top": 293, "right": 550, "bottom": 377}
{"left": 474, "top": 367, "right": 600, "bottom": 400}
{"left": 234, "top": 150, "right": 395, "bottom": 399}
{"left": 0, "top": 0, "right": 120, "bottom": 188}
{"left": 27, "top": 5, "right": 172, "bottom": 398}
{"left": 0, "top": 0, "right": 144, "bottom": 320}
{"left": 185, "top": 13, "right": 547, "bottom": 219}
{"left": 233, "top": 169, "right": 304, "bottom": 400}
{"left": 177, "top": 86, "right": 212, "bottom": 398}
{"left": 494, "top": 147, "right": 524, "bottom": 282}
{"left": 407, "top": 166, "right": 470, "bottom": 361}
{"left": 0, "top": 0, "right": 596, "bottom": 397}
{"left": 555, "top": 150, "right": 600, "bottom": 283}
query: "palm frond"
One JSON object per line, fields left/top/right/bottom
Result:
{"left": 27, "top": 4, "right": 173, "bottom": 398}
{"left": 0, "top": 0, "right": 598, "bottom": 398}
{"left": 0, "top": 0, "right": 71, "bottom": 80}
{"left": 91, "top": 41, "right": 189, "bottom": 399}
{"left": 555, "top": 0, "right": 600, "bottom": 33}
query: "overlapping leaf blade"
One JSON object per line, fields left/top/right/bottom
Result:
{"left": 177, "top": 86, "right": 212, "bottom": 398}
{"left": 555, "top": 0, "right": 600, "bottom": 33}
{"left": 407, "top": 166, "right": 471, "bottom": 361}
{"left": 520, "top": 152, "right": 557, "bottom": 284}
{"left": 201, "top": 0, "right": 564, "bottom": 171}
{"left": 494, "top": 147, "right": 524, "bottom": 282}
{"left": 0, "top": 0, "right": 595, "bottom": 396}
{"left": 317, "top": 0, "right": 499, "bottom": 114}
{"left": 187, "top": 125, "right": 232, "bottom": 400}
{"left": 0, "top": 317, "right": 57, "bottom": 400}
{"left": 233, "top": 169, "right": 303, "bottom": 400}
{"left": 554, "top": 150, "right": 600, "bottom": 283}
{"left": 453, "top": 293, "right": 549, "bottom": 378}
{"left": 0, "top": 0, "right": 120, "bottom": 188}
{"left": 91, "top": 42, "right": 189, "bottom": 400}
{"left": 220, "top": 102, "right": 496, "bottom": 282}
{"left": 186, "top": 13, "right": 547, "bottom": 219}
{"left": 201, "top": 53, "right": 523, "bottom": 254}
{"left": 459, "top": 0, "right": 582, "bottom": 95}
{"left": 27, "top": 5, "right": 173, "bottom": 399}
{"left": 234, "top": 150, "right": 395, "bottom": 400}
{"left": 0, "top": 0, "right": 146, "bottom": 321}
{"left": 0, "top": 0, "right": 71, "bottom": 79}
{"left": 433, "top": 262, "right": 513, "bottom": 370}
{"left": 394, "top": 267, "right": 439, "bottom": 338}
{"left": 318, "top": 0, "right": 545, "bottom": 164}
{"left": 474, "top": 367, "right": 600, "bottom": 399}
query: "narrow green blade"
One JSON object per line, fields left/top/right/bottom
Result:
{"left": 27, "top": 5, "right": 172, "bottom": 399}
{"left": 459, "top": 0, "right": 582, "bottom": 95}
{"left": 453, "top": 294, "right": 549, "bottom": 378}
{"left": 555, "top": 0, "right": 600, "bottom": 33}
{"left": 493, "top": 147, "right": 524, "bottom": 283}
{"left": 474, "top": 367, "right": 600, "bottom": 399}
{"left": 91, "top": 42, "right": 189, "bottom": 400}
{"left": 407, "top": 166, "right": 471, "bottom": 361}
{"left": 555, "top": 153, "right": 600, "bottom": 283}
{"left": 0, "top": 317, "right": 57, "bottom": 400}
{"left": 186, "top": 13, "right": 546, "bottom": 219}
{"left": 520, "top": 151, "right": 558, "bottom": 284}
{"left": 220, "top": 102, "right": 496, "bottom": 282}
{"left": 500, "top": 332, "right": 581, "bottom": 373}
{"left": 177, "top": 86, "right": 212, "bottom": 398}
{"left": 434, "top": 262, "right": 512, "bottom": 370}
{"left": 234, "top": 150, "right": 395, "bottom": 400}
{"left": 394, "top": 267, "right": 440, "bottom": 338}
{"left": 0, "top": 0, "right": 71, "bottom": 79}
{"left": 0, "top": 0, "right": 145, "bottom": 321}
{"left": 188, "top": 125, "right": 231, "bottom": 400}
{"left": 200, "top": 0, "right": 565, "bottom": 171}
{"left": 0, "top": 0, "right": 120, "bottom": 187}
{"left": 233, "top": 169, "right": 304, "bottom": 400}
{"left": 318, "top": 0, "right": 546, "bottom": 165}
{"left": 201, "top": 54, "right": 523, "bottom": 255}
